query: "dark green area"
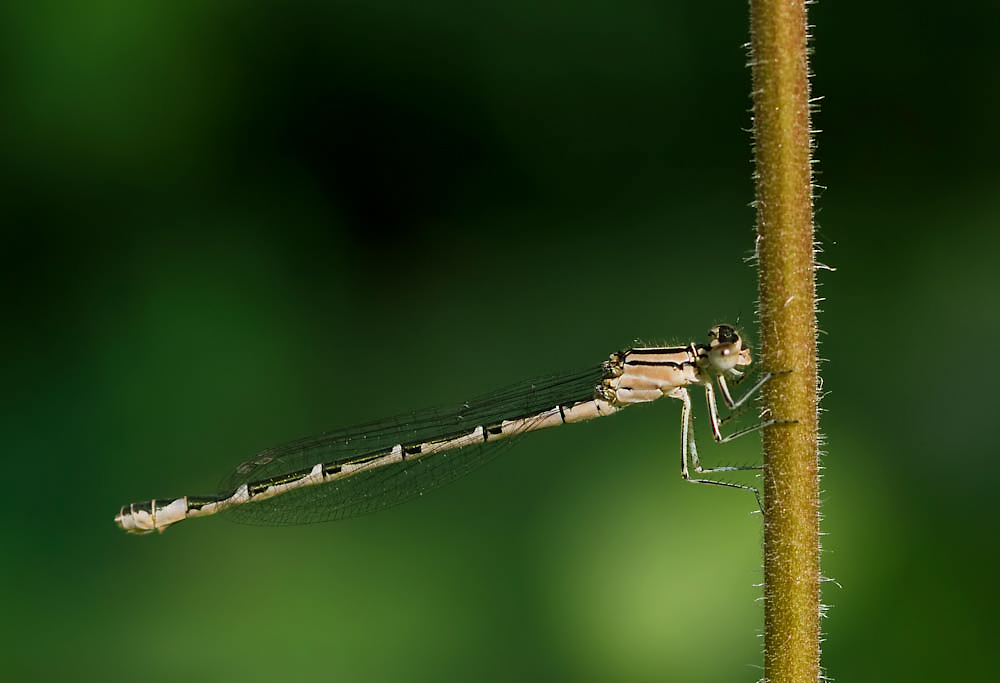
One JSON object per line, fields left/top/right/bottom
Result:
{"left": 2, "top": 2, "right": 997, "bottom": 681}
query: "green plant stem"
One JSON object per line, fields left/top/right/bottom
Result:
{"left": 748, "top": 0, "right": 821, "bottom": 682}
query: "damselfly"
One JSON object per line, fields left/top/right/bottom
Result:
{"left": 115, "top": 324, "right": 782, "bottom": 534}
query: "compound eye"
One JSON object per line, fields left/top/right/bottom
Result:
{"left": 715, "top": 324, "right": 739, "bottom": 345}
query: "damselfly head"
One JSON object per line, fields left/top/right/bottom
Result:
{"left": 706, "top": 324, "right": 752, "bottom": 372}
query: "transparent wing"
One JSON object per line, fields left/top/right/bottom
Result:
{"left": 217, "top": 365, "right": 606, "bottom": 526}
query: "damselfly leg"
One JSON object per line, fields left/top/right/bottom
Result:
{"left": 676, "top": 369, "right": 794, "bottom": 509}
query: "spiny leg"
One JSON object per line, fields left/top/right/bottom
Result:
{"left": 702, "top": 381, "right": 781, "bottom": 453}
{"left": 675, "top": 388, "right": 762, "bottom": 508}
{"left": 707, "top": 369, "right": 796, "bottom": 445}
{"left": 716, "top": 368, "right": 789, "bottom": 411}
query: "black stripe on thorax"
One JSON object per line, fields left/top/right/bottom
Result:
{"left": 625, "top": 346, "right": 689, "bottom": 355}
{"left": 624, "top": 359, "right": 692, "bottom": 368}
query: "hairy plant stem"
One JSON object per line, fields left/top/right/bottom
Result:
{"left": 748, "top": 0, "right": 821, "bottom": 682}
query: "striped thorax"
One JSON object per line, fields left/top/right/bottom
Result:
{"left": 603, "top": 323, "right": 751, "bottom": 405}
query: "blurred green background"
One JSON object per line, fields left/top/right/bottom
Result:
{"left": 2, "top": 2, "right": 997, "bottom": 681}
